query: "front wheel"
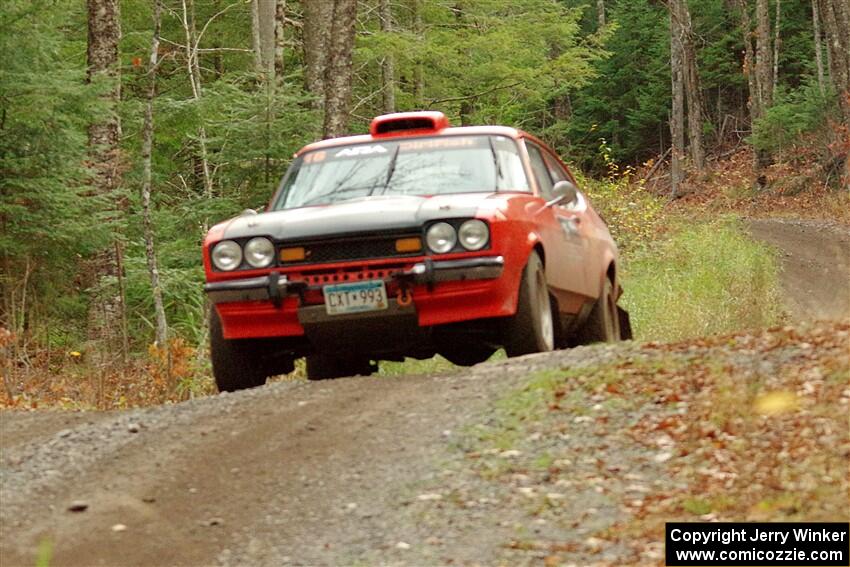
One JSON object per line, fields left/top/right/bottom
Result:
{"left": 504, "top": 251, "right": 555, "bottom": 357}
{"left": 210, "top": 309, "right": 275, "bottom": 392}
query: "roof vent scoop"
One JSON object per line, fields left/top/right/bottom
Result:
{"left": 370, "top": 111, "right": 450, "bottom": 137}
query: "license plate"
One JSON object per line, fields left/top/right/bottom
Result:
{"left": 323, "top": 280, "right": 388, "bottom": 315}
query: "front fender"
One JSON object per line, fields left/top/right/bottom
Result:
{"left": 488, "top": 217, "right": 544, "bottom": 315}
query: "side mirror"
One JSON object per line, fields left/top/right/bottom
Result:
{"left": 240, "top": 208, "right": 259, "bottom": 216}
{"left": 542, "top": 180, "right": 579, "bottom": 210}
{"left": 552, "top": 180, "right": 578, "bottom": 205}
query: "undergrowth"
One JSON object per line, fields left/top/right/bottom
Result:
{"left": 621, "top": 217, "right": 782, "bottom": 342}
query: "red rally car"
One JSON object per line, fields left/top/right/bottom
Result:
{"left": 203, "top": 111, "right": 632, "bottom": 391}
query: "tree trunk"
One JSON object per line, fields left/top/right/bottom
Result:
{"left": 303, "top": 0, "right": 333, "bottom": 110}
{"left": 819, "top": 0, "right": 850, "bottom": 126}
{"left": 181, "top": 0, "right": 214, "bottom": 197}
{"left": 257, "top": 0, "right": 277, "bottom": 182}
{"left": 87, "top": 0, "right": 122, "bottom": 189}
{"left": 86, "top": 0, "right": 123, "bottom": 351}
{"left": 678, "top": 0, "right": 705, "bottom": 171}
{"left": 772, "top": 0, "right": 781, "bottom": 100}
{"left": 597, "top": 0, "right": 606, "bottom": 29}
{"left": 755, "top": 0, "right": 773, "bottom": 112}
{"left": 670, "top": 3, "right": 686, "bottom": 197}
{"left": 812, "top": 0, "right": 826, "bottom": 95}
{"left": 257, "top": 0, "right": 277, "bottom": 80}
{"left": 413, "top": 0, "right": 424, "bottom": 108}
{"left": 211, "top": 0, "right": 225, "bottom": 78}
{"left": 744, "top": 0, "right": 774, "bottom": 170}
{"left": 251, "top": 0, "right": 263, "bottom": 72}
{"left": 738, "top": 0, "right": 760, "bottom": 124}
{"left": 275, "top": 0, "right": 286, "bottom": 79}
{"left": 380, "top": 0, "right": 396, "bottom": 114}
{"left": 322, "top": 0, "right": 358, "bottom": 138}
{"left": 141, "top": 0, "right": 168, "bottom": 347}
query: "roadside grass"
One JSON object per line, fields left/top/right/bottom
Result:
{"left": 378, "top": 355, "right": 459, "bottom": 377}
{"left": 378, "top": 350, "right": 506, "bottom": 377}
{"left": 621, "top": 216, "right": 782, "bottom": 342}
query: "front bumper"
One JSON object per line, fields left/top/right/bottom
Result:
{"left": 203, "top": 256, "right": 505, "bottom": 305}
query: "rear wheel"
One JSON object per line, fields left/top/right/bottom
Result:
{"left": 504, "top": 251, "right": 555, "bottom": 357}
{"left": 306, "top": 354, "right": 375, "bottom": 380}
{"left": 575, "top": 278, "right": 620, "bottom": 344}
{"left": 210, "top": 310, "right": 279, "bottom": 392}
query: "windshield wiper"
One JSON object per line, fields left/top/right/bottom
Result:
{"left": 488, "top": 136, "right": 502, "bottom": 190}
{"left": 370, "top": 144, "right": 400, "bottom": 197}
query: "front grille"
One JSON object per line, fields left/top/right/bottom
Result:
{"left": 278, "top": 232, "right": 421, "bottom": 265}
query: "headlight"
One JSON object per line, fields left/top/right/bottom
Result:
{"left": 244, "top": 237, "right": 275, "bottom": 268}
{"left": 211, "top": 240, "right": 243, "bottom": 271}
{"left": 458, "top": 220, "right": 489, "bottom": 251}
{"left": 426, "top": 222, "right": 457, "bottom": 254}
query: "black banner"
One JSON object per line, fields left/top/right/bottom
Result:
{"left": 665, "top": 522, "right": 849, "bottom": 566}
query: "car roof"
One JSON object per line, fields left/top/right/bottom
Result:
{"left": 295, "top": 125, "right": 527, "bottom": 157}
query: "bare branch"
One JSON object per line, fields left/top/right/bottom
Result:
{"left": 426, "top": 82, "right": 522, "bottom": 108}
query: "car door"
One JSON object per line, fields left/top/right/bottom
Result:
{"left": 539, "top": 150, "right": 597, "bottom": 298}
{"left": 523, "top": 141, "right": 592, "bottom": 301}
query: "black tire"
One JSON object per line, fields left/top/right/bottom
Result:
{"left": 306, "top": 354, "right": 375, "bottom": 381}
{"left": 617, "top": 306, "right": 633, "bottom": 340}
{"left": 210, "top": 309, "right": 271, "bottom": 392}
{"left": 439, "top": 346, "right": 495, "bottom": 367}
{"left": 575, "top": 277, "right": 620, "bottom": 344}
{"left": 504, "top": 251, "right": 555, "bottom": 357}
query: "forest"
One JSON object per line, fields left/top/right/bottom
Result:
{"left": 1, "top": 0, "right": 848, "bottom": 407}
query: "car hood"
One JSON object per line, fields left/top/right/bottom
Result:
{"left": 220, "top": 193, "right": 503, "bottom": 241}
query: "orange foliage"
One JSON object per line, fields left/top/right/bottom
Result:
{"left": 0, "top": 338, "right": 213, "bottom": 411}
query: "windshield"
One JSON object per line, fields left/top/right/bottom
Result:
{"left": 273, "top": 135, "right": 529, "bottom": 210}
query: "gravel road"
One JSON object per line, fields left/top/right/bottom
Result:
{"left": 747, "top": 218, "right": 850, "bottom": 321}
{"left": 1, "top": 218, "right": 847, "bottom": 567}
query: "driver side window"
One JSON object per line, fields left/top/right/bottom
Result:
{"left": 525, "top": 143, "right": 554, "bottom": 199}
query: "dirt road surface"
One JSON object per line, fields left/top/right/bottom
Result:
{"left": 747, "top": 218, "right": 850, "bottom": 321}
{"left": 1, "top": 218, "right": 848, "bottom": 567}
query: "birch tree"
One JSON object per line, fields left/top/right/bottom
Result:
{"left": 772, "top": 0, "right": 781, "bottom": 100}
{"left": 180, "top": 0, "right": 214, "bottom": 196}
{"left": 140, "top": 0, "right": 168, "bottom": 347}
